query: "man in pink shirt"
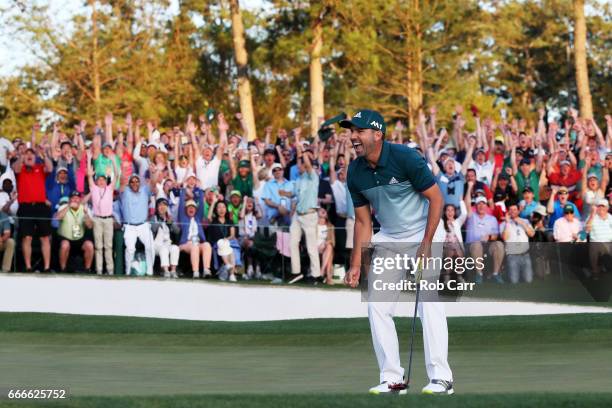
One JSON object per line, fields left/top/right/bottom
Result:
{"left": 553, "top": 204, "right": 582, "bottom": 242}
{"left": 87, "top": 163, "right": 116, "bottom": 275}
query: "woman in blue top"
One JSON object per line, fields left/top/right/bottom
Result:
{"left": 178, "top": 198, "right": 212, "bottom": 279}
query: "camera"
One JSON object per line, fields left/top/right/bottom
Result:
{"left": 317, "top": 112, "right": 347, "bottom": 142}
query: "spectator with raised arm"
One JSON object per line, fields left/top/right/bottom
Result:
{"left": 547, "top": 186, "right": 580, "bottom": 228}
{"left": 464, "top": 132, "right": 495, "bottom": 187}
{"left": 501, "top": 202, "right": 535, "bottom": 284}
{"left": 194, "top": 113, "right": 227, "bottom": 190}
{"left": 87, "top": 157, "right": 116, "bottom": 275}
{"left": 262, "top": 162, "right": 292, "bottom": 226}
{"left": 428, "top": 134, "right": 471, "bottom": 210}
{"left": 178, "top": 197, "right": 212, "bottom": 279}
{"left": 13, "top": 127, "right": 54, "bottom": 273}
{"left": 581, "top": 156, "right": 607, "bottom": 220}
{"left": 289, "top": 145, "right": 321, "bottom": 284}
{"left": 119, "top": 172, "right": 157, "bottom": 276}
{"left": 491, "top": 166, "right": 518, "bottom": 222}
{"left": 585, "top": 198, "right": 612, "bottom": 279}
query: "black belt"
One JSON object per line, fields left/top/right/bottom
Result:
{"left": 126, "top": 222, "right": 144, "bottom": 226}
{"left": 96, "top": 215, "right": 113, "bottom": 219}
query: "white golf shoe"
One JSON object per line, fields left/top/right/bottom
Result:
{"left": 421, "top": 379, "right": 454, "bottom": 395}
{"left": 368, "top": 381, "right": 407, "bottom": 395}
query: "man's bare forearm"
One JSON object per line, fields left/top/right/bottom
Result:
{"left": 350, "top": 214, "right": 372, "bottom": 269}
{"left": 422, "top": 185, "right": 443, "bottom": 244}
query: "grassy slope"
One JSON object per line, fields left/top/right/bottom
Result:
{"left": 3, "top": 394, "right": 612, "bottom": 408}
{"left": 0, "top": 312, "right": 611, "bottom": 407}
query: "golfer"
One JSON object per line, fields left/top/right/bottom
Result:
{"left": 342, "top": 109, "right": 454, "bottom": 395}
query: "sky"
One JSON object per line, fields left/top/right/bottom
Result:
{"left": 0, "top": 0, "right": 605, "bottom": 78}
{"left": 0, "top": 0, "right": 265, "bottom": 77}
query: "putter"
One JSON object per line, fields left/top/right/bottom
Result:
{"left": 405, "top": 263, "right": 423, "bottom": 388}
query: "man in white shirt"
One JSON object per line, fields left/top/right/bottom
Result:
{"left": 553, "top": 204, "right": 582, "bottom": 242}
{"left": 466, "top": 148, "right": 494, "bottom": 187}
{"left": 0, "top": 177, "right": 18, "bottom": 218}
{"left": 195, "top": 145, "right": 222, "bottom": 190}
{"left": 0, "top": 136, "right": 15, "bottom": 171}
{"left": 501, "top": 202, "right": 535, "bottom": 283}
{"left": 585, "top": 199, "right": 612, "bottom": 279}
{"left": 191, "top": 113, "right": 228, "bottom": 190}
{"left": 330, "top": 169, "right": 347, "bottom": 215}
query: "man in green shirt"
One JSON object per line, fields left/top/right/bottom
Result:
{"left": 227, "top": 190, "right": 243, "bottom": 224}
{"left": 93, "top": 143, "right": 121, "bottom": 189}
{"left": 232, "top": 160, "right": 253, "bottom": 197}
{"left": 55, "top": 191, "right": 94, "bottom": 273}
{"left": 514, "top": 158, "right": 541, "bottom": 202}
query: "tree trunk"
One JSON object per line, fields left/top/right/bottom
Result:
{"left": 229, "top": 0, "right": 257, "bottom": 140}
{"left": 406, "top": 0, "right": 423, "bottom": 133}
{"left": 573, "top": 0, "right": 593, "bottom": 119}
{"left": 309, "top": 14, "right": 325, "bottom": 140}
{"left": 522, "top": 50, "right": 534, "bottom": 112}
{"left": 90, "top": 0, "right": 101, "bottom": 117}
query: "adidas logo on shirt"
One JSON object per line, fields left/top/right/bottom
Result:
{"left": 389, "top": 177, "right": 399, "bottom": 184}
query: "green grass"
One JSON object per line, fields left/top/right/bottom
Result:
{"left": 3, "top": 393, "right": 612, "bottom": 408}
{"left": 0, "top": 312, "right": 611, "bottom": 407}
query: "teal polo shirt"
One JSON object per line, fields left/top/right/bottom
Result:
{"left": 347, "top": 142, "right": 435, "bottom": 239}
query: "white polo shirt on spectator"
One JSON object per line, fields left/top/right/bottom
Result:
{"left": 590, "top": 214, "right": 612, "bottom": 242}
{"left": 196, "top": 156, "right": 221, "bottom": 190}
{"left": 331, "top": 179, "right": 347, "bottom": 215}
{"left": 553, "top": 217, "right": 582, "bottom": 242}
{"left": 470, "top": 161, "right": 494, "bottom": 186}
{"left": 500, "top": 219, "right": 530, "bottom": 255}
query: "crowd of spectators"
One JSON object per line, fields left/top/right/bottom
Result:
{"left": 0, "top": 106, "right": 610, "bottom": 284}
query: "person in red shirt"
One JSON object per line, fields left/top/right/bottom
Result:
{"left": 13, "top": 147, "right": 54, "bottom": 272}
{"left": 548, "top": 159, "right": 582, "bottom": 205}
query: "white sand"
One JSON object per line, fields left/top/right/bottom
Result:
{"left": 0, "top": 273, "right": 609, "bottom": 321}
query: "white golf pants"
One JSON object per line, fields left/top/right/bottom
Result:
{"left": 367, "top": 226, "right": 453, "bottom": 384}
{"left": 124, "top": 223, "right": 155, "bottom": 276}
{"left": 289, "top": 212, "right": 321, "bottom": 277}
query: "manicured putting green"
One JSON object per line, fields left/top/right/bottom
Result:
{"left": 0, "top": 312, "right": 610, "bottom": 407}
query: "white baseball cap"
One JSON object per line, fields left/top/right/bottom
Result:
{"left": 474, "top": 196, "right": 487, "bottom": 205}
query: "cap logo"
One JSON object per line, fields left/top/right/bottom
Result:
{"left": 354, "top": 112, "right": 362, "bottom": 118}
{"left": 370, "top": 120, "right": 382, "bottom": 130}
